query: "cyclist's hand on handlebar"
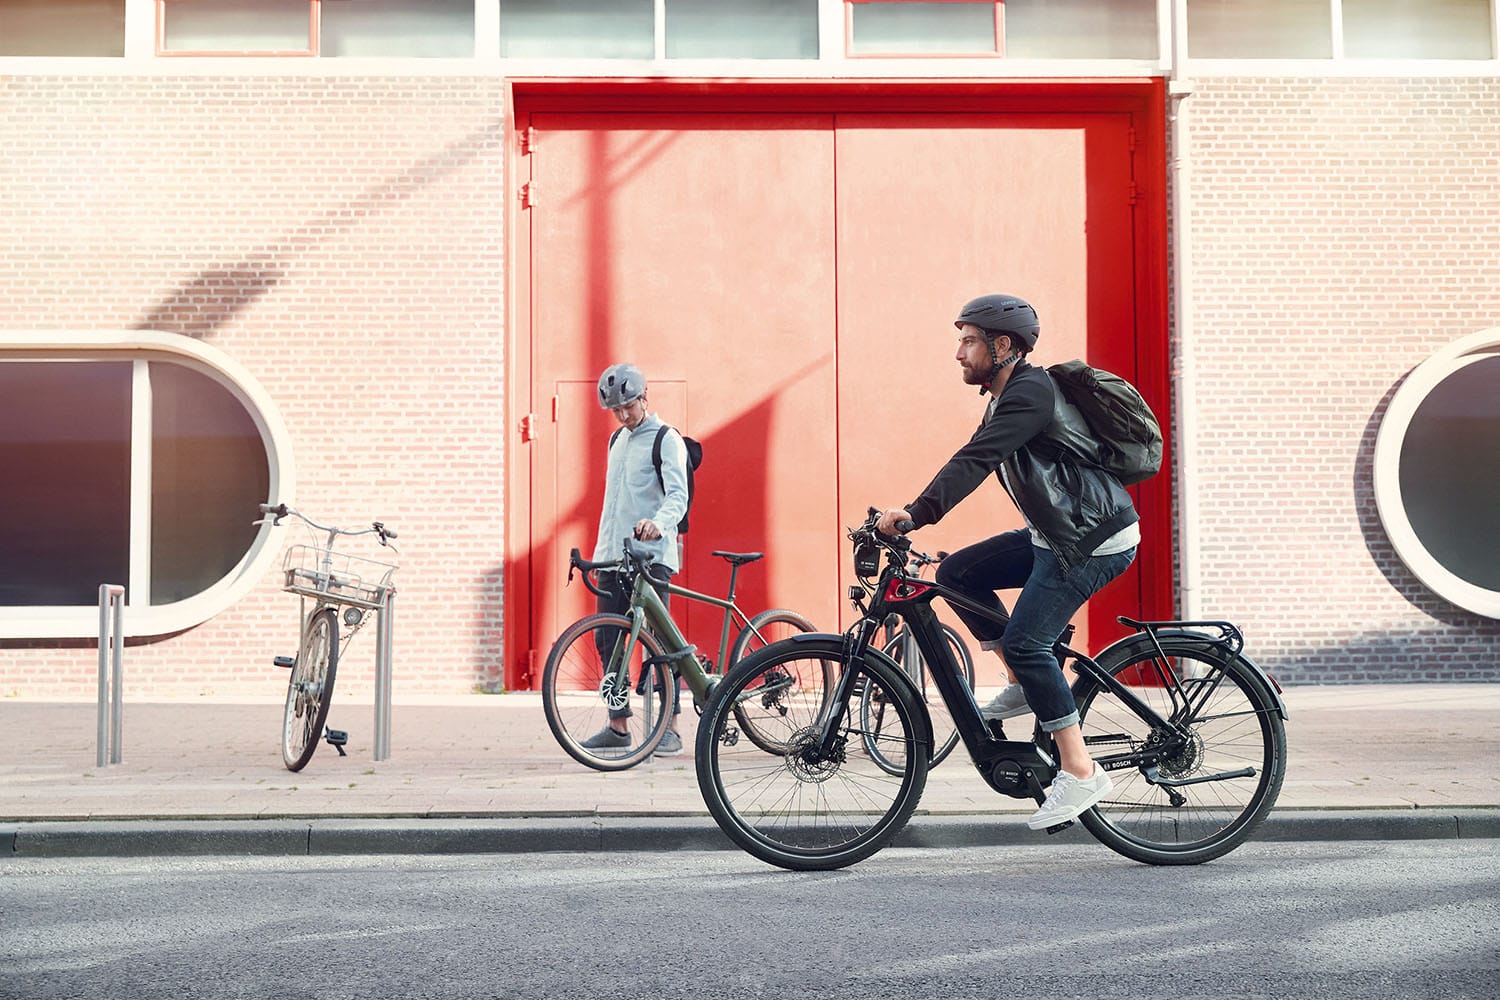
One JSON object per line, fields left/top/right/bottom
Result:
{"left": 875, "top": 508, "right": 914, "bottom": 536}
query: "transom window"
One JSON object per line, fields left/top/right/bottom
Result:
{"left": 157, "top": 0, "right": 476, "bottom": 57}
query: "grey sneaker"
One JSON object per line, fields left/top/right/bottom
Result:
{"left": 979, "top": 683, "right": 1030, "bottom": 721}
{"left": 1027, "top": 764, "right": 1112, "bottom": 830}
{"left": 581, "top": 725, "right": 631, "bottom": 750}
{"left": 654, "top": 730, "right": 683, "bottom": 756}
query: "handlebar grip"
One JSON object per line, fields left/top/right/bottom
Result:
{"left": 896, "top": 519, "right": 916, "bottom": 534}
{"left": 383, "top": 528, "right": 398, "bottom": 540}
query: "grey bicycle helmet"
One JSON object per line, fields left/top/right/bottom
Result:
{"left": 954, "top": 294, "right": 1040, "bottom": 352}
{"left": 597, "top": 363, "right": 647, "bottom": 409}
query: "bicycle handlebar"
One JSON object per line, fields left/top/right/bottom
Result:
{"left": 255, "top": 503, "right": 398, "bottom": 547}
{"left": 568, "top": 548, "right": 623, "bottom": 599}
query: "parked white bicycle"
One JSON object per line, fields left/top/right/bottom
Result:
{"left": 255, "top": 503, "right": 399, "bottom": 771}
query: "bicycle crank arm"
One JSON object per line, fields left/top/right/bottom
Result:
{"left": 1143, "top": 765, "right": 1255, "bottom": 788}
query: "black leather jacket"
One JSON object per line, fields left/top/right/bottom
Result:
{"left": 904, "top": 360, "right": 1138, "bottom": 572}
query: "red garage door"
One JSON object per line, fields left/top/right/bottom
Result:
{"left": 508, "top": 90, "right": 1168, "bottom": 690}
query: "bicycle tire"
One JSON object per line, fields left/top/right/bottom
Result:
{"left": 541, "top": 613, "right": 674, "bottom": 772}
{"left": 696, "top": 636, "right": 929, "bottom": 871}
{"left": 1074, "top": 634, "right": 1287, "bottom": 865}
{"left": 726, "top": 609, "right": 830, "bottom": 755}
{"left": 282, "top": 606, "right": 338, "bottom": 772}
{"left": 863, "top": 623, "right": 974, "bottom": 772}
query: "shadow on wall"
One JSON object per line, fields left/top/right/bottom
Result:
{"left": 128, "top": 119, "right": 503, "bottom": 342}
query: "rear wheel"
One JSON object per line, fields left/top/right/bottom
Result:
{"left": 727, "top": 610, "right": 830, "bottom": 754}
{"left": 542, "top": 613, "right": 673, "bottom": 772}
{"left": 696, "top": 638, "right": 929, "bottom": 871}
{"left": 1075, "top": 635, "right": 1287, "bottom": 865}
{"left": 282, "top": 606, "right": 338, "bottom": 772}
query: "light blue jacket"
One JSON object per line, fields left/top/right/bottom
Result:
{"left": 592, "top": 413, "right": 690, "bottom": 573}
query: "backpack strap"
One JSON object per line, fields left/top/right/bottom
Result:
{"left": 649, "top": 424, "right": 669, "bottom": 492}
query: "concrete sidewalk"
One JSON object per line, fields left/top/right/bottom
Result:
{"left": 3, "top": 685, "right": 1498, "bottom": 857}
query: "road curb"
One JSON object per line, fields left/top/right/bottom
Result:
{"left": 5, "top": 808, "right": 1498, "bottom": 859}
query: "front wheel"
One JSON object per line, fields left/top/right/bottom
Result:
{"left": 1074, "top": 635, "right": 1287, "bottom": 865}
{"left": 541, "top": 613, "right": 674, "bottom": 772}
{"left": 696, "top": 637, "right": 929, "bottom": 871}
{"left": 283, "top": 606, "right": 338, "bottom": 772}
{"left": 727, "top": 609, "right": 830, "bottom": 755}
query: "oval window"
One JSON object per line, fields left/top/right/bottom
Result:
{"left": 1374, "top": 330, "right": 1500, "bottom": 618}
{"left": 0, "top": 332, "right": 295, "bottom": 639}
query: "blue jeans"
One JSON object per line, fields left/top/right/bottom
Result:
{"left": 935, "top": 529, "right": 1136, "bottom": 733}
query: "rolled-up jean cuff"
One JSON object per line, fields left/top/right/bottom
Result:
{"left": 1039, "top": 710, "right": 1079, "bottom": 733}
{"left": 979, "top": 638, "right": 1005, "bottom": 652}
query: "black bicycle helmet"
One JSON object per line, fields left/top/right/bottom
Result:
{"left": 953, "top": 294, "right": 1040, "bottom": 351}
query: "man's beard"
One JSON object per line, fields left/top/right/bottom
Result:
{"left": 961, "top": 360, "right": 993, "bottom": 386}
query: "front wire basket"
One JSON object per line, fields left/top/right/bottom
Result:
{"left": 282, "top": 544, "right": 398, "bottom": 609}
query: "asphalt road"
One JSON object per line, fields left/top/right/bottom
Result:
{"left": 4, "top": 841, "right": 1497, "bottom": 1000}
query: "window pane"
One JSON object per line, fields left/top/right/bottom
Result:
{"left": 1344, "top": 0, "right": 1493, "bottom": 59}
{"left": 0, "top": 362, "right": 131, "bottom": 607}
{"left": 1398, "top": 357, "right": 1500, "bottom": 591}
{"left": 665, "top": 0, "right": 818, "bottom": 59}
{"left": 1004, "top": 0, "right": 1158, "bottom": 59}
{"left": 0, "top": 0, "right": 125, "bottom": 56}
{"left": 150, "top": 363, "right": 269, "bottom": 605}
{"left": 161, "top": 0, "right": 312, "bottom": 53}
{"left": 500, "top": 0, "right": 654, "bottom": 58}
{"left": 850, "top": 2, "right": 997, "bottom": 55}
{"left": 322, "top": 0, "right": 475, "bottom": 57}
{"left": 1186, "top": 0, "right": 1332, "bottom": 58}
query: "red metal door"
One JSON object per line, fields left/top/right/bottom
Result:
{"left": 520, "top": 113, "right": 841, "bottom": 680}
{"left": 510, "top": 92, "right": 1167, "bottom": 691}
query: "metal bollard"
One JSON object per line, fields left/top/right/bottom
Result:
{"left": 97, "top": 584, "right": 125, "bottom": 767}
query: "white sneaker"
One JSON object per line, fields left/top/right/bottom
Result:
{"left": 1027, "top": 764, "right": 1112, "bottom": 830}
{"left": 979, "top": 683, "right": 1030, "bottom": 721}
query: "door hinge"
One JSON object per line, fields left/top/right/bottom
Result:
{"left": 1127, "top": 181, "right": 1139, "bottom": 206}
{"left": 551, "top": 395, "right": 559, "bottom": 421}
{"left": 523, "top": 648, "right": 537, "bottom": 688}
{"left": 520, "top": 181, "right": 536, "bottom": 209}
{"left": 520, "top": 126, "right": 536, "bottom": 155}
{"left": 1127, "top": 126, "right": 1137, "bottom": 152}
{"left": 520, "top": 413, "right": 538, "bottom": 442}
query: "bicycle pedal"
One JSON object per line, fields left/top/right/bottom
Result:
{"left": 324, "top": 727, "right": 349, "bottom": 756}
{"left": 273, "top": 656, "right": 295, "bottom": 669}
{"left": 720, "top": 727, "right": 740, "bottom": 747}
{"left": 1044, "top": 820, "right": 1075, "bottom": 835}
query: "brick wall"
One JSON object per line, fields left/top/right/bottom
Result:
{"left": 3, "top": 72, "right": 1496, "bottom": 695}
{"left": 0, "top": 75, "right": 508, "bottom": 697}
{"left": 1182, "top": 77, "right": 1500, "bottom": 682}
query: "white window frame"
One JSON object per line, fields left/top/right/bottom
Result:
{"left": 1372, "top": 328, "right": 1500, "bottom": 619}
{"left": 0, "top": 331, "right": 296, "bottom": 640}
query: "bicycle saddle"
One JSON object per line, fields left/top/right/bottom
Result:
{"left": 711, "top": 550, "right": 763, "bottom": 566}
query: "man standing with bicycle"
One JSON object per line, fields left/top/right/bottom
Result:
{"left": 876, "top": 295, "right": 1139, "bottom": 830}
{"left": 584, "top": 363, "right": 692, "bottom": 755}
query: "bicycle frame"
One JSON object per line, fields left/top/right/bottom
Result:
{"left": 602, "top": 557, "right": 780, "bottom": 704}
{"left": 831, "top": 559, "right": 1259, "bottom": 799}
